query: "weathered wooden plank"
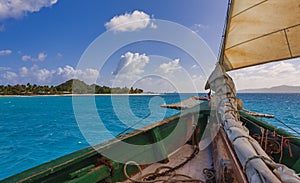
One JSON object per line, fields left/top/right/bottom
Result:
{"left": 121, "top": 144, "right": 213, "bottom": 182}
{"left": 212, "top": 127, "right": 248, "bottom": 183}
{"left": 161, "top": 97, "right": 201, "bottom": 110}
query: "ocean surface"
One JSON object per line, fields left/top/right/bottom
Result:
{"left": 0, "top": 93, "right": 300, "bottom": 180}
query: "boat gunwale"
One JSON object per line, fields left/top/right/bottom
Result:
{"left": 239, "top": 110, "right": 300, "bottom": 145}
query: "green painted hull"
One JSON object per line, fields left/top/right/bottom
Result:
{"left": 240, "top": 111, "right": 300, "bottom": 173}
{"left": 2, "top": 102, "right": 300, "bottom": 182}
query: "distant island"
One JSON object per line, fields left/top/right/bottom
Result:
{"left": 238, "top": 85, "right": 300, "bottom": 93}
{"left": 0, "top": 79, "right": 143, "bottom": 95}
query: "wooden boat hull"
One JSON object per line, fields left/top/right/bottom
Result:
{"left": 2, "top": 102, "right": 300, "bottom": 182}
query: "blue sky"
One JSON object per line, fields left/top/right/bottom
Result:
{"left": 0, "top": 0, "right": 299, "bottom": 92}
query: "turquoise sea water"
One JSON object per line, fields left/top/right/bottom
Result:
{"left": 0, "top": 93, "right": 299, "bottom": 180}
{"left": 237, "top": 93, "right": 300, "bottom": 134}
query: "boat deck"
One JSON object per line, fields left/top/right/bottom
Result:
{"left": 122, "top": 143, "right": 213, "bottom": 182}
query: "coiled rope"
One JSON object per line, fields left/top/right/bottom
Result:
{"left": 123, "top": 145, "right": 204, "bottom": 183}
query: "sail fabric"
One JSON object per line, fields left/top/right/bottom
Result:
{"left": 221, "top": 0, "right": 300, "bottom": 71}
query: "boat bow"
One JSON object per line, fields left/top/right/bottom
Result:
{"left": 205, "top": 1, "right": 300, "bottom": 182}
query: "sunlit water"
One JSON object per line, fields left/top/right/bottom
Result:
{"left": 0, "top": 93, "right": 299, "bottom": 180}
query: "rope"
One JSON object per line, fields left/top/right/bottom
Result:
{"left": 279, "top": 136, "right": 284, "bottom": 163}
{"left": 225, "top": 124, "right": 244, "bottom": 132}
{"left": 252, "top": 133, "right": 281, "bottom": 154}
{"left": 264, "top": 130, "right": 269, "bottom": 152}
{"left": 232, "top": 135, "right": 250, "bottom": 143}
{"left": 202, "top": 168, "right": 215, "bottom": 183}
{"left": 260, "top": 127, "right": 265, "bottom": 147}
{"left": 240, "top": 116, "right": 261, "bottom": 129}
{"left": 98, "top": 157, "right": 114, "bottom": 176}
{"left": 244, "top": 116, "right": 298, "bottom": 157}
{"left": 117, "top": 112, "right": 152, "bottom": 137}
{"left": 123, "top": 146, "right": 204, "bottom": 183}
{"left": 243, "top": 155, "right": 273, "bottom": 173}
{"left": 144, "top": 145, "right": 199, "bottom": 181}
{"left": 284, "top": 139, "right": 293, "bottom": 157}
{"left": 242, "top": 111, "right": 300, "bottom": 137}
{"left": 274, "top": 117, "right": 300, "bottom": 136}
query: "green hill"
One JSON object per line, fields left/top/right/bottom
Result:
{"left": 56, "top": 79, "right": 91, "bottom": 94}
{"left": 0, "top": 79, "right": 143, "bottom": 95}
{"left": 239, "top": 85, "right": 300, "bottom": 93}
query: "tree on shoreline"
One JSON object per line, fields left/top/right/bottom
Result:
{"left": 0, "top": 79, "right": 143, "bottom": 95}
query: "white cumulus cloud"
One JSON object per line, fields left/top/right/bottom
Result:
{"left": 105, "top": 10, "right": 156, "bottom": 32}
{"left": 37, "top": 52, "right": 47, "bottom": 61}
{"left": 19, "top": 66, "right": 28, "bottom": 77}
{"left": 2, "top": 71, "right": 18, "bottom": 84}
{"left": 0, "top": 49, "right": 12, "bottom": 56}
{"left": 17, "top": 65, "right": 54, "bottom": 83}
{"left": 113, "top": 52, "right": 149, "bottom": 78}
{"left": 3, "top": 71, "right": 17, "bottom": 79}
{"left": 0, "top": 65, "right": 99, "bottom": 85}
{"left": 57, "top": 65, "right": 99, "bottom": 84}
{"left": 22, "top": 52, "right": 47, "bottom": 62}
{"left": 157, "top": 59, "right": 182, "bottom": 74}
{"left": 112, "top": 52, "right": 150, "bottom": 87}
{"left": 21, "top": 55, "right": 31, "bottom": 61}
{"left": 230, "top": 59, "right": 300, "bottom": 90}
{"left": 0, "top": 0, "right": 58, "bottom": 20}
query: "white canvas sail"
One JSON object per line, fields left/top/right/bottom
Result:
{"left": 221, "top": 0, "right": 300, "bottom": 71}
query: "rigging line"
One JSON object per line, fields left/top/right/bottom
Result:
{"left": 274, "top": 117, "right": 300, "bottom": 136}
{"left": 240, "top": 115, "right": 265, "bottom": 129}
{"left": 116, "top": 112, "right": 152, "bottom": 137}
{"left": 217, "top": 0, "right": 232, "bottom": 64}
{"left": 242, "top": 115, "right": 300, "bottom": 138}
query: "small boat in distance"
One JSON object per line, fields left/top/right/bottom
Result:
{"left": 2, "top": 0, "right": 300, "bottom": 182}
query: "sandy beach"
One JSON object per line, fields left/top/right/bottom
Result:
{"left": 0, "top": 93, "right": 163, "bottom": 97}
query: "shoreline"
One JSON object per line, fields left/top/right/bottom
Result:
{"left": 0, "top": 93, "right": 163, "bottom": 97}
